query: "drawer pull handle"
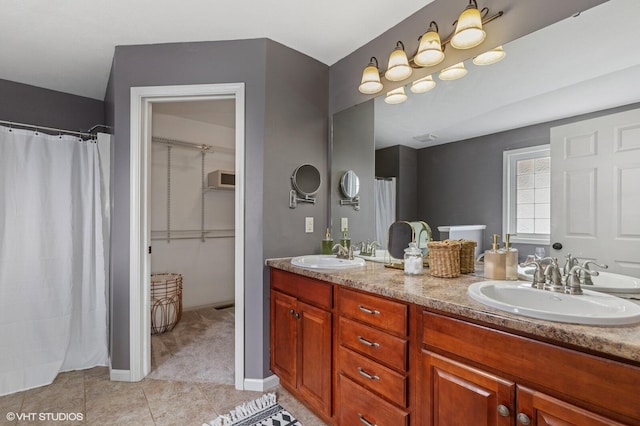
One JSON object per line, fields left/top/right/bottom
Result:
{"left": 357, "top": 336, "right": 380, "bottom": 348}
{"left": 357, "top": 367, "right": 380, "bottom": 381}
{"left": 358, "top": 413, "right": 377, "bottom": 426}
{"left": 358, "top": 305, "right": 380, "bottom": 315}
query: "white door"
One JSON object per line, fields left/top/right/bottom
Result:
{"left": 550, "top": 108, "right": 640, "bottom": 277}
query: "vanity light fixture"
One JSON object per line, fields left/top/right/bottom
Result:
{"left": 472, "top": 45, "right": 506, "bottom": 65}
{"left": 450, "top": 0, "right": 487, "bottom": 50}
{"left": 410, "top": 75, "right": 436, "bottom": 94}
{"left": 414, "top": 21, "right": 445, "bottom": 67}
{"left": 384, "top": 87, "right": 408, "bottom": 104}
{"left": 358, "top": 57, "right": 384, "bottom": 95}
{"left": 385, "top": 41, "right": 413, "bottom": 82}
{"left": 439, "top": 62, "right": 467, "bottom": 80}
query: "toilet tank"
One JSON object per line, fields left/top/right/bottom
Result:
{"left": 437, "top": 225, "right": 486, "bottom": 259}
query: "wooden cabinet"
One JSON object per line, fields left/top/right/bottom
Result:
{"left": 421, "top": 351, "right": 514, "bottom": 426}
{"left": 270, "top": 269, "right": 333, "bottom": 419}
{"left": 419, "top": 311, "right": 639, "bottom": 426}
{"left": 336, "top": 287, "right": 411, "bottom": 425}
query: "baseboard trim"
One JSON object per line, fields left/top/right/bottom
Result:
{"left": 109, "top": 368, "right": 132, "bottom": 382}
{"left": 243, "top": 375, "right": 280, "bottom": 392}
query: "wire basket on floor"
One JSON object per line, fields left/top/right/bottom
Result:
{"left": 151, "top": 273, "right": 183, "bottom": 335}
{"left": 427, "top": 241, "right": 462, "bottom": 278}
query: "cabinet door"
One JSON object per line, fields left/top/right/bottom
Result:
{"left": 270, "top": 290, "right": 297, "bottom": 388}
{"left": 516, "top": 386, "right": 627, "bottom": 426}
{"left": 420, "top": 351, "right": 515, "bottom": 426}
{"left": 297, "top": 300, "right": 333, "bottom": 417}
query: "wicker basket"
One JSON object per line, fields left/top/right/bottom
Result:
{"left": 427, "top": 241, "right": 462, "bottom": 278}
{"left": 150, "top": 273, "right": 183, "bottom": 335}
{"left": 457, "top": 239, "right": 478, "bottom": 273}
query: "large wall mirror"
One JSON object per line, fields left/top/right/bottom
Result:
{"left": 330, "top": 0, "right": 640, "bottom": 261}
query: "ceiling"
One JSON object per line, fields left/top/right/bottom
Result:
{"left": 374, "top": 0, "right": 640, "bottom": 149}
{"left": 0, "top": 0, "right": 432, "bottom": 100}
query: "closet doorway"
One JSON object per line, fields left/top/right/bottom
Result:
{"left": 148, "top": 99, "right": 236, "bottom": 384}
{"left": 129, "top": 84, "right": 245, "bottom": 389}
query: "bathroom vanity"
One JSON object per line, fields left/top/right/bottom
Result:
{"left": 267, "top": 259, "right": 640, "bottom": 425}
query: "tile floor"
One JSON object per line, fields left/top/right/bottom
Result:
{"left": 0, "top": 306, "right": 326, "bottom": 425}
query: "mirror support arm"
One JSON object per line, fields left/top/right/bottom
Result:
{"left": 290, "top": 190, "right": 317, "bottom": 209}
{"left": 340, "top": 195, "right": 360, "bottom": 211}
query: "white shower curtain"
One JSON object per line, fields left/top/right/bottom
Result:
{"left": 374, "top": 177, "right": 396, "bottom": 249}
{"left": 0, "top": 126, "right": 109, "bottom": 396}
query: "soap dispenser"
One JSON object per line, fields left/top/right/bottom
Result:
{"left": 503, "top": 233, "right": 518, "bottom": 281}
{"left": 321, "top": 228, "right": 333, "bottom": 254}
{"left": 340, "top": 229, "right": 351, "bottom": 250}
{"left": 484, "top": 234, "right": 506, "bottom": 280}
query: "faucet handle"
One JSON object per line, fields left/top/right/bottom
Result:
{"left": 579, "top": 261, "right": 606, "bottom": 285}
{"left": 521, "top": 259, "right": 546, "bottom": 289}
{"left": 566, "top": 265, "right": 597, "bottom": 295}
{"left": 582, "top": 260, "right": 608, "bottom": 271}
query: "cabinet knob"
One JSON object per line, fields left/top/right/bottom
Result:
{"left": 289, "top": 308, "right": 295, "bottom": 315}
{"left": 497, "top": 404, "right": 510, "bottom": 417}
{"left": 357, "top": 413, "right": 377, "bottom": 426}
{"left": 517, "top": 413, "right": 531, "bottom": 425}
{"left": 294, "top": 312, "right": 300, "bottom": 318}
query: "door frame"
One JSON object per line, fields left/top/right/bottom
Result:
{"left": 129, "top": 83, "right": 245, "bottom": 389}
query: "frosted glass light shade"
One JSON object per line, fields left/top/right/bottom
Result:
{"left": 473, "top": 46, "right": 506, "bottom": 65}
{"left": 384, "top": 87, "right": 408, "bottom": 104}
{"left": 410, "top": 75, "right": 436, "bottom": 93}
{"left": 439, "top": 62, "right": 467, "bottom": 80}
{"left": 451, "top": 5, "right": 486, "bottom": 49}
{"left": 358, "top": 62, "right": 383, "bottom": 94}
{"left": 385, "top": 44, "right": 413, "bottom": 81}
{"left": 414, "top": 28, "right": 445, "bottom": 67}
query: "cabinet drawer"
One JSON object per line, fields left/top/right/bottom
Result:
{"left": 338, "top": 287, "right": 408, "bottom": 336}
{"left": 338, "top": 374, "right": 409, "bottom": 426}
{"left": 271, "top": 269, "right": 332, "bottom": 310}
{"left": 339, "top": 316, "right": 408, "bottom": 372}
{"left": 338, "top": 346, "right": 407, "bottom": 407}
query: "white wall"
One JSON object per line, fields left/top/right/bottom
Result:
{"left": 150, "top": 112, "right": 235, "bottom": 309}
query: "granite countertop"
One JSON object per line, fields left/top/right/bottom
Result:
{"left": 266, "top": 258, "right": 640, "bottom": 365}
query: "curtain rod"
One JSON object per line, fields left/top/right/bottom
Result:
{"left": 0, "top": 119, "right": 96, "bottom": 138}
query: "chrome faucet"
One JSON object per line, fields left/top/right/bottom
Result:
{"left": 580, "top": 260, "right": 608, "bottom": 286}
{"left": 521, "top": 255, "right": 607, "bottom": 295}
{"left": 544, "top": 258, "right": 565, "bottom": 292}
{"left": 562, "top": 253, "right": 579, "bottom": 276}
{"left": 333, "top": 243, "right": 354, "bottom": 260}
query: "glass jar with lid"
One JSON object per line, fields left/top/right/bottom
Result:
{"left": 404, "top": 242, "right": 424, "bottom": 275}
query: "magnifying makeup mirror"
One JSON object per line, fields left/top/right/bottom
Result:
{"left": 289, "top": 164, "right": 321, "bottom": 208}
{"left": 339, "top": 170, "right": 360, "bottom": 210}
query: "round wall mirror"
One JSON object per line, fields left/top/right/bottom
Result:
{"left": 291, "top": 164, "right": 321, "bottom": 197}
{"left": 340, "top": 170, "right": 360, "bottom": 199}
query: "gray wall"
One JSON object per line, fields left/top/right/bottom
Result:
{"left": 0, "top": 78, "right": 104, "bottom": 132}
{"left": 262, "top": 41, "right": 329, "bottom": 372}
{"left": 375, "top": 145, "right": 418, "bottom": 221}
{"left": 331, "top": 100, "right": 375, "bottom": 243}
{"left": 328, "top": 0, "right": 606, "bottom": 114}
{"left": 417, "top": 101, "right": 640, "bottom": 259}
{"left": 108, "top": 38, "right": 328, "bottom": 378}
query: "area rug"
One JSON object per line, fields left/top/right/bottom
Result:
{"left": 204, "top": 393, "right": 302, "bottom": 426}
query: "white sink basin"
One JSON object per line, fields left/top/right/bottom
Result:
{"left": 291, "top": 254, "right": 366, "bottom": 269}
{"left": 518, "top": 266, "right": 640, "bottom": 294}
{"left": 468, "top": 280, "right": 640, "bottom": 326}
